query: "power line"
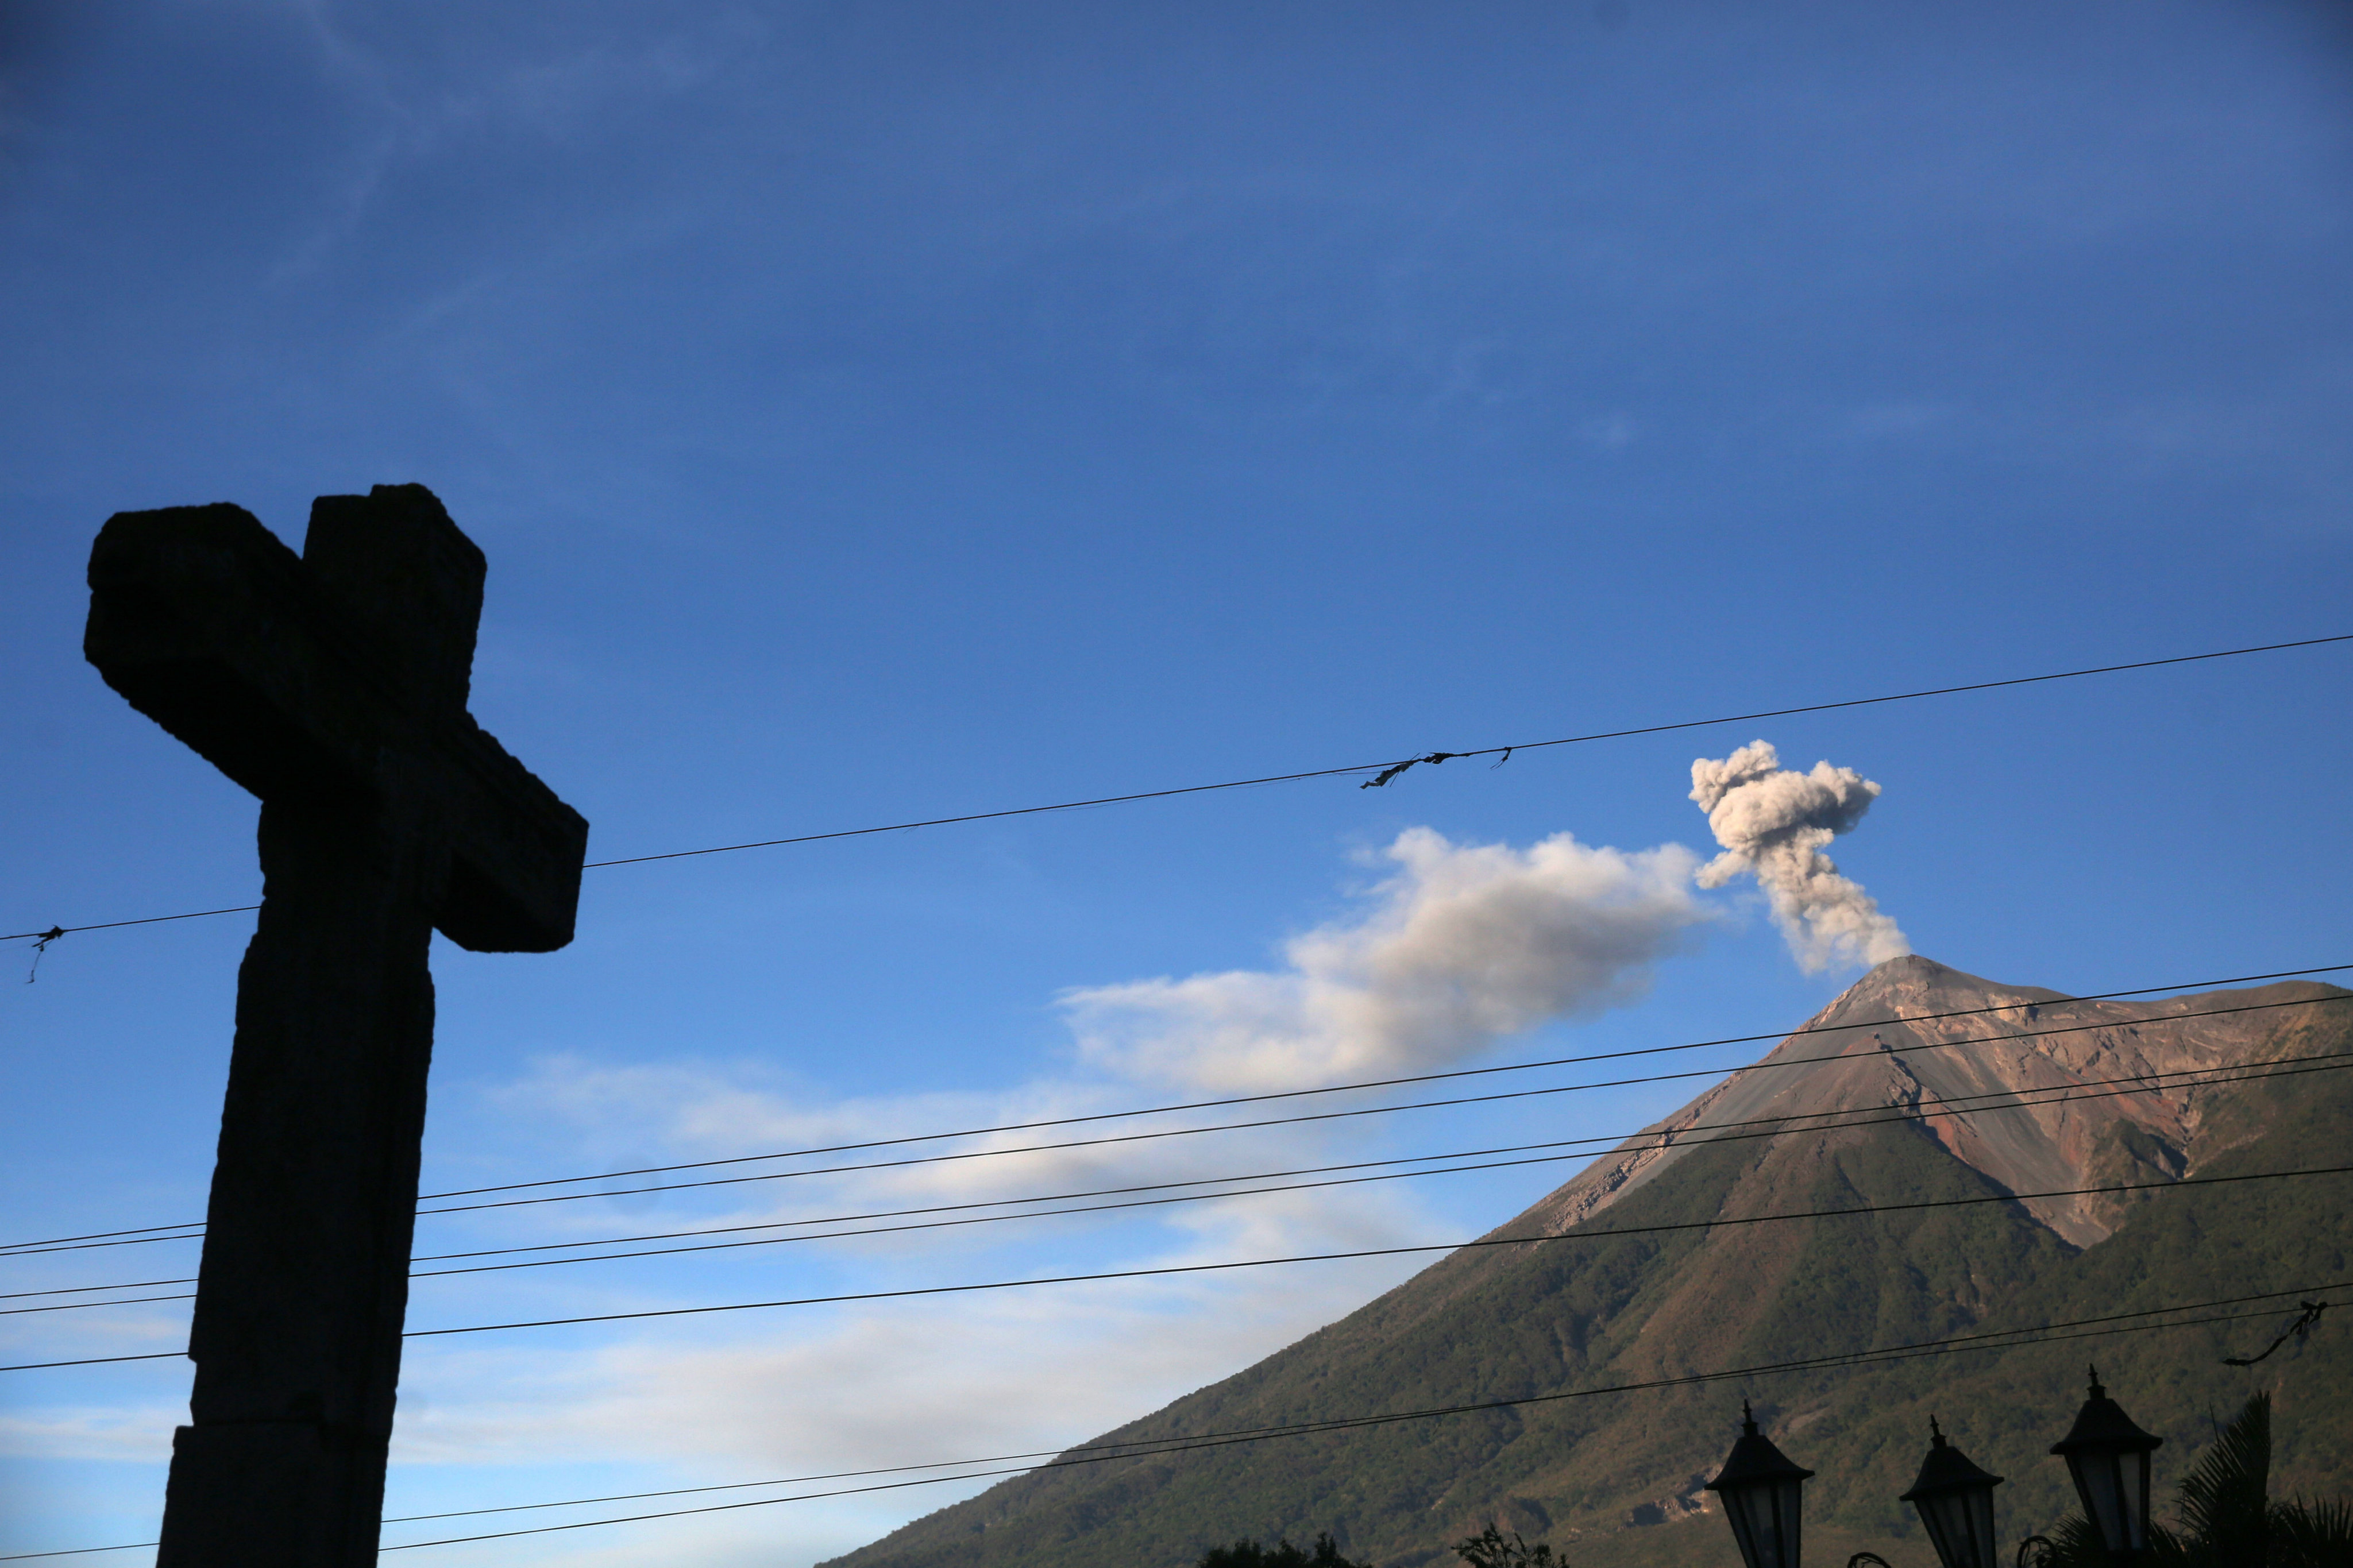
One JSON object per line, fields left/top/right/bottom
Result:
{"left": 401, "top": 990, "right": 2353, "bottom": 1219}
{"left": 0, "top": 1348, "right": 183, "bottom": 1372}
{"left": 388, "top": 1284, "right": 2343, "bottom": 1521}
{"left": 9, "top": 631, "right": 2347, "bottom": 945}
{"left": 7, "top": 1281, "right": 2337, "bottom": 1561}
{"left": 16, "top": 966, "right": 2343, "bottom": 1256}
{"left": 16, "top": 1052, "right": 2325, "bottom": 1307}
{"left": 381, "top": 1163, "right": 2353, "bottom": 1342}
{"left": 406, "top": 965, "right": 2353, "bottom": 1206}
{"left": 1, "top": 903, "right": 267, "bottom": 944}
{"left": 384, "top": 1289, "right": 2353, "bottom": 1528}
{"left": 363, "top": 1053, "right": 2353, "bottom": 1268}
{"left": 0, "top": 1225, "right": 203, "bottom": 1258}
{"left": 22, "top": 1048, "right": 2351, "bottom": 1311}
{"left": 380, "top": 1293, "right": 2348, "bottom": 1552}
{"left": 15, "top": 1163, "right": 2344, "bottom": 1373}
{"left": 415, "top": 1281, "right": 2343, "bottom": 1513}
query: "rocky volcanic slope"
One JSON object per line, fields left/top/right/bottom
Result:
{"left": 1526, "top": 956, "right": 2330, "bottom": 1249}
{"left": 820, "top": 958, "right": 2352, "bottom": 1568}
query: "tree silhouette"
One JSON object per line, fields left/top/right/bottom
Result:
{"left": 1196, "top": 1532, "right": 1374, "bottom": 1568}
{"left": 1451, "top": 1524, "right": 1563, "bottom": 1567}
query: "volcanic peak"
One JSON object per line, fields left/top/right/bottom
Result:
{"left": 1508, "top": 954, "right": 2338, "bottom": 1248}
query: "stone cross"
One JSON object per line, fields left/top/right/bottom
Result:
{"left": 84, "top": 485, "right": 588, "bottom": 1566}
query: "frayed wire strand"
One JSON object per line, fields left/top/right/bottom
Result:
{"left": 2222, "top": 1300, "right": 2327, "bottom": 1366}
{"left": 24, "top": 927, "right": 63, "bottom": 984}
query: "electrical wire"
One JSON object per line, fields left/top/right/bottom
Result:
{"left": 9, "top": 631, "right": 2346, "bottom": 944}
{"left": 376, "top": 1291, "right": 2353, "bottom": 1551}
{"left": 381, "top": 1288, "right": 2334, "bottom": 1523}
{"left": 406, "top": 965, "right": 2353, "bottom": 1204}
{"left": 400, "top": 992, "right": 2353, "bottom": 1221}
{"left": 5, "top": 639, "right": 2343, "bottom": 1550}
{"left": 6, "top": 1281, "right": 2336, "bottom": 1559}
{"left": 419, "top": 1284, "right": 2346, "bottom": 1513}
{"left": 379, "top": 1163, "right": 2353, "bottom": 1341}
{"left": 20, "top": 1047, "right": 2352, "bottom": 1311}
{"left": 17, "top": 1163, "right": 2337, "bottom": 1371}
{"left": 12, "top": 966, "right": 2344, "bottom": 1257}
{"left": 387, "top": 1281, "right": 2346, "bottom": 1521}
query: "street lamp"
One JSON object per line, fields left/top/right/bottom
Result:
{"left": 1899, "top": 1417, "right": 2005, "bottom": 1568}
{"left": 2049, "top": 1366, "right": 2162, "bottom": 1562}
{"left": 1706, "top": 1400, "right": 1816, "bottom": 1568}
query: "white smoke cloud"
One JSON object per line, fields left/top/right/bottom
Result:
{"left": 1689, "top": 740, "right": 1910, "bottom": 974}
{"left": 1060, "top": 827, "right": 1707, "bottom": 1092}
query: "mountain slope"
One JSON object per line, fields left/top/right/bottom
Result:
{"left": 823, "top": 959, "right": 2352, "bottom": 1568}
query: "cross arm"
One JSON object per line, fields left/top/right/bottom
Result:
{"left": 86, "top": 500, "right": 588, "bottom": 953}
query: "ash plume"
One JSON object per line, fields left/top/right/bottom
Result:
{"left": 1689, "top": 740, "right": 1910, "bottom": 973}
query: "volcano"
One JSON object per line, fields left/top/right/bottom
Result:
{"left": 824, "top": 958, "right": 2353, "bottom": 1568}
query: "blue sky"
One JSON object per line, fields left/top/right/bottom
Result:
{"left": 2, "top": 2, "right": 2349, "bottom": 1563}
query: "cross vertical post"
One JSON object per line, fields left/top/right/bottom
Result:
{"left": 85, "top": 485, "right": 588, "bottom": 1566}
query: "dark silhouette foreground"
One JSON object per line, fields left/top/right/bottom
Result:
{"left": 1196, "top": 1533, "right": 1374, "bottom": 1568}
{"left": 2033, "top": 1392, "right": 2353, "bottom": 1567}
{"left": 86, "top": 487, "right": 587, "bottom": 1566}
{"left": 1452, "top": 1524, "right": 1563, "bottom": 1566}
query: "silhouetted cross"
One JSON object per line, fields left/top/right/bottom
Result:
{"left": 86, "top": 485, "right": 588, "bottom": 1567}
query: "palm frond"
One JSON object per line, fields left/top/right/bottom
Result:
{"left": 2174, "top": 1390, "right": 2273, "bottom": 1563}
{"left": 2269, "top": 1495, "right": 2353, "bottom": 1567}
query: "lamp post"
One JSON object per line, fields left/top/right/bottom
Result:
{"left": 1899, "top": 1418, "right": 2005, "bottom": 1568}
{"left": 1706, "top": 1401, "right": 1816, "bottom": 1568}
{"left": 2049, "top": 1366, "right": 2162, "bottom": 1563}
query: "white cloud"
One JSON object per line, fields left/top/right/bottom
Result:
{"left": 1060, "top": 827, "right": 1708, "bottom": 1093}
{"left": 1689, "top": 739, "right": 1910, "bottom": 973}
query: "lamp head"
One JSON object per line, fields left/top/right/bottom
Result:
{"left": 2050, "top": 1368, "right": 2162, "bottom": 1561}
{"left": 1705, "top": 1402, "right": 1814, "bottom": 1568}
{"left": 1901, "top": 1416, "right": 2004, "bottom": 1568}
